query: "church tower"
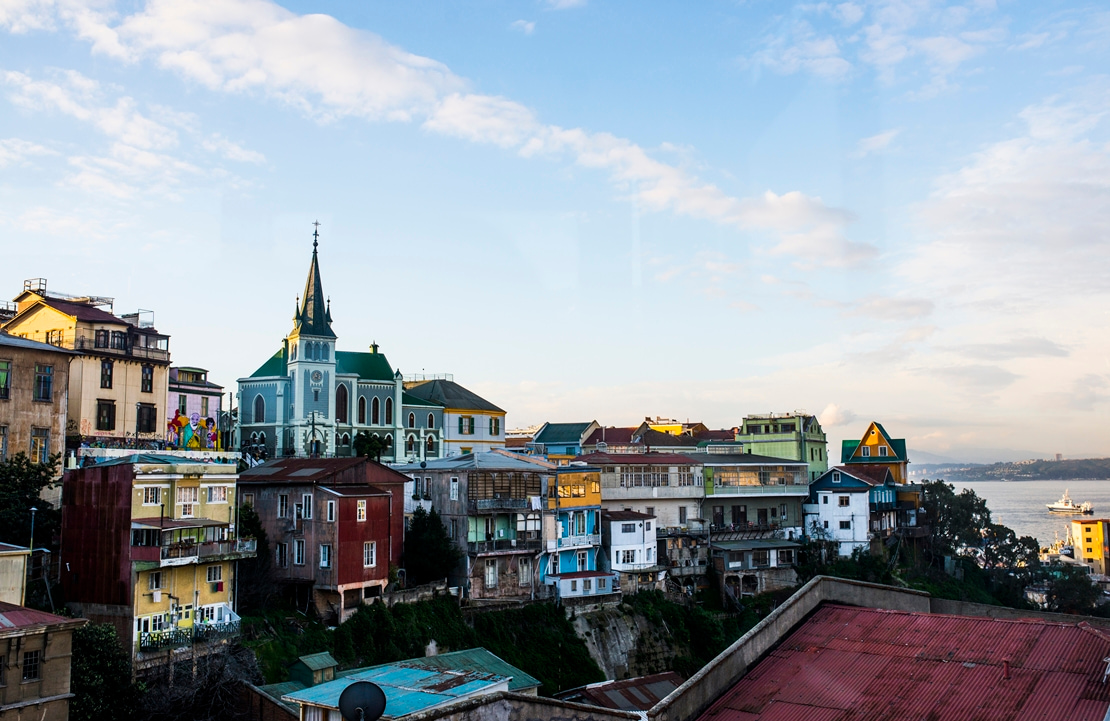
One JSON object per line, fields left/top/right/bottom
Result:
{"left": 286, "top": 224, "right": 338, "bottom": 456}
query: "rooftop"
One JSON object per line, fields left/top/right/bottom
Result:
{"left": 698, "top": 604, "right": 1110, "bottom": 721}
{"left": 0, "top": 330, "right": 78, "bottom": 354}
{"left": 404, "top": 379, "right": 504, "bottom": 413}
{"left": 0, "top": 601, "right": 85, "bottom": 632}
{"left": 395, "top": 451, "right": 553, "bottom": 473}
{"left": 533, "top": 422, "right": 596, "bottom": 445}
{"left": 680, "top": 452, "right": 809, "bottom": 467}
{"left": 709, "top": 539, "right": 800, "bottom": 552}
{"left": 602, "top": 510, "right": 656, "bottom": 522}
{"left": 577, "top": 452, "right": 701, "bottom": 465}
{"left": 240, "top": 457, "right": 408, "bottom": 485}
{"left": 555, "top": 672, "right": 684, "bottom": 712}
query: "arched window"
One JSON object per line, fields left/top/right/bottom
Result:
{"left": 371, "top": 397, "right": 380, "bottom": 424}
{"left": 341, "top": 433, "right": 351, "bottom": 446}
{"left": 385, "top": 398, "right": 393, "bottom": 425}
{"left": 426, "top": 435, "right": 434, "bottom": 452}
{"left": 322, "top": 344, "right": 329, "bottom": 361}
{"left": 336, "top": 385, "right": 349, "bottom": 424}
{"left": 291, "top": 343, "right": 297, "bottom": 360}
{"left": 427, "top": 413, "right": 434, "bottom": 428}
{"left": 406, "top": 434, "right": 416, "bottom": 453}
{"left": 258, "top": 432, "right": 266, "bottom": 445}
{"left": 306, "top": 342, "right": 314, "bottom": 361}
{"left": 408, "top": 412, "right": 415, "bottom": 428}
{"left": 384, "top": 433, "right": 393, "bottom": 448}
{"left": 253, "top": 394, "right": 265, "bottom": 424}
{"left": 249, "top": 432, "right": 258, "bottom": 443}
{"left": 358, "top": 397, "right": 366, "bottom": 424}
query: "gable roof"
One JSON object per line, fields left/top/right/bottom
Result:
{"left": 0, "top": 330, "right": 77, "bottom": 355}
{"left": 842, "top": 421, "right": 909, "bottom": 463}
{"left": 26, "top": 297, "right": 126, "bottom": 325}
{"left": 533, "top": 422, "right": 597, "bottom": 445}
{"left": 583, "top": 427, "right": 636, "bottom": 446}
{"left": 394, "top": 451, "right": 552, "bottom": 473}
{"left": 239, "top": 457, "right": 408, "bottom": 485}
{"left": 335, "top": 350, "right": 395, "bottom": 381}
{"left": 404, "top": 379, "right": 503, "bottom": 413}
{"left": 249, "top": 347, "right": 287, "bottom": 378}
{"left": 635, "top": 429, "right": 701, "bottom": 448}
{"left": 293, "top": 652, "right": 338, "bottom": 672}
{"left": 813, "top": 465, "right": 893, "bottom": 489}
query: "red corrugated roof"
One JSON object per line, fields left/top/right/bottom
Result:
{"left": 0, "top": 601, "right": 83, "bottom": 630}
{"left": 697, "top": 605, "right": 1110, "bottom": 721}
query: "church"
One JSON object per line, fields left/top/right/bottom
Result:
{"left": 237, "top": 229, "right": 506, "bottom": 462}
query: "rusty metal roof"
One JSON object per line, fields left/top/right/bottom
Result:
{"left": 556, "top": 672, "right": 685, "bottom": 711}
{"left": 698, "top": 604, "right": 1110, "bottom": 721}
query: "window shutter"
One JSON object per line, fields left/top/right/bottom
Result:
{"left": 458, "top": 417, "right": 464, "bottom": 434}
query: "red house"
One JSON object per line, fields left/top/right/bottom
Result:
{"left": 237, "top": 457, "right": 406, "bottom": 621}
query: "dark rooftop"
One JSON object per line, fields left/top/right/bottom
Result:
{"left": 239, "top": 457, "right": 408, "bottom": 485}
{"left": 405, "top": 379, "right": 504, "bottom": 413}
{"left": 556, "top": 671, "right": 684, "bottom": 712}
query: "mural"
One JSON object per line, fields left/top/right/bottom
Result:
{"left": 167, "top": 412, "right": 219, "bottom": 450}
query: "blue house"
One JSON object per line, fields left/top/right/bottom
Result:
{"left": 540, "top": 465, "right": 617, "bottom": 598}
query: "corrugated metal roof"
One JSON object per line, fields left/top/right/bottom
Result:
{"left": 0, "top": 601, "right": 84, "bottom": 630}
{"left": 554, "top": 672, "right": 683, "bottom": 711}
{"left": 697, "top": 605, "right": 1110, "bottom": 721}
{"left": 296, "top": 652, "right": 338, "bottom": 671}
{"left": 406, "top": 648, "right": 541, "bottom": 693}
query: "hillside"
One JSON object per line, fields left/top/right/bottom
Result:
{"left": 914, "top": 458, "right": 1110, "bottom": 482}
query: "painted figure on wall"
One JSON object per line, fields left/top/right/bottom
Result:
{"left": 167, "top": 411, "right": 218, "bottom": 449}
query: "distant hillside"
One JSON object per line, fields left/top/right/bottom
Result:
{"left": 911, "top": 458, "right": 1110, "bottom": 482}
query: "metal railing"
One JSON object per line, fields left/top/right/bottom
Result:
{"left": 160, "top": 538, "right": 257, "bottom": 561}
{"left": 559, "top": 533, "right": 600, "bottom": 548}
{"left": 707, "top": 484, "right": 810, "bottom": 496}
{"left": 139, "top": 628, "right": 191, "bottom": 651}
{"left": 470, "top": 498, "right": 530, "bottom": 511}
{"left": 193, "top": 620, "right": 241, "bottom": 642}
{"left": 468, "top": 538, "right": 542, "bottom": 554}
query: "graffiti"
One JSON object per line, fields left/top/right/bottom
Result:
{"left": 167, "top": 412, "right": 219, "bottom": 450}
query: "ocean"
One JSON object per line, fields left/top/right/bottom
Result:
{"left": 950, "top": 479, "right": 1110, "bottom": 548}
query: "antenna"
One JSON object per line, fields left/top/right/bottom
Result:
{"left": 338, "top": 681, "right": 386, "bottom": 721}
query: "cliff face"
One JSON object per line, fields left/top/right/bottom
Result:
{"left": 571, "top": 606, "right": 684, "bottom": 680}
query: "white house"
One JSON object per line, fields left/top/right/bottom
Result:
{"left": 803, "top": 465, "right": 896, "bottom": 556}
{"left": 601, "top": 510, "right": 666, "bottom": 593}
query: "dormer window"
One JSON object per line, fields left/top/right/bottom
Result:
{"left": 832, "top": 472, "right": 841, "bottom": 483}
{"left": 878, "top": 446, "right": 888, "bottom": 457}
{"left": 861, "top": 446, "right": 870, "bottom": 457}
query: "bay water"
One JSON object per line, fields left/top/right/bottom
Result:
{"left": 949, "top": 479, "right": 1110, "bottom": 548}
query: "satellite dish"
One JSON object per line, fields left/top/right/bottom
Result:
{"left": 420, "top": 461, "right": 427, "bottom": 469}
{"left": 338, "top": 681, "right": 387, "bottom": 721}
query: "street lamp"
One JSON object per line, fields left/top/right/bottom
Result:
{"left": 29, "top": 507, "right": 37, "bottom": 554}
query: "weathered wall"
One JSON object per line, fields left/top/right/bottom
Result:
{"left": 572, "top": 605, "right": 680, "bottom": 680}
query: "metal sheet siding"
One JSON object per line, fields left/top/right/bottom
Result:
{"left": 60, "top": 465, "right": 134, "bottom": 607}
{"left": 336, "top": 494, "right": 391, "bottom": 587}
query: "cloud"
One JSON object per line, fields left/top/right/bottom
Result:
{"left": 926, "top": 365, "right": 1020, "bottom": 393}
{"left": 0, "top": 137, "right": 56, "bottom": 166}
{"left": 544, "top": 0, "right": 585, "bottom": 8}
{"left": 747, "top": 22, "right": 853, "bottom": 79}
{"left": 819, "top": 403, "right": 856, "bottom": 428}
{"left": 510, "top": 20, "right": 535, "bottom": 35}
{"left": 955, "top": 337, "right": 1069, "bottom": 361}
{"left": 854, "top": 128, "right": 900, "bottom": 157}
{"left": 846, "top": 294, "right": 934, "bottom": 320}
{"left": 201, "top": 133, "right": 265, "bottom": 163}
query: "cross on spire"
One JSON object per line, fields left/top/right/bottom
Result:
{"left": 312, "top": 220, "right": 321, "bottom": 251}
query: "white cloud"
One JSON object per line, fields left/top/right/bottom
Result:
{"left": 955, "top": 337, "right": 1069, "bottom": 361}
{"left": 854, "top": 128, "right": 900, "bottom": 157}
{"left": 748, "top": 22, "right": 853, "bottom": 79}
{"left": 544, "top": 0, "right": 585, "bottom": 9}
{"left": 847, "top": 295, "right": 933, "bottom": 320}
{"left": 201, "top": 133, "right": 265, "bottom": 163}
{"left": 819, "top": 402, "right": 856, "bottom": 428}
{"left": 510, "top": 19, "right": 535, "bottom": 35}
{"left": 0, "top": 137, "right": 55, "bottom": 166}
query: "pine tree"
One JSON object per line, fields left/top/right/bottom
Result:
{"left": 403, "top": 506, "right": 463, "bottom": 586}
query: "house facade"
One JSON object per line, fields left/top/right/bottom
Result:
{"left": 840, "top": 421, "right": 909, "bottom": 484}
{"left": 580, "top": 452, "right": 705, "bottom": 531}
{"left": 2, "top": 279, "right": 170, "bottom": 451}
{"left": 694, "top": 453, "right": 811, "bottom": 537}
{"left": 711, "top": 538, "right": 799, "bottom": 601}
{"left": 600, "top": 510, "right": 665, "bottom": 593}
{"left": 404, "top": 379, "right": 506, "bottom": 456}
{"left": 527, "top": 421, "right": 599, "bottom": 464}
{"left": 735, "top": 413, "right": 829, "bottom": 481}
{"left": 0, "top": 602, "right": 86, "bottom": 721}
{"left": 237, "top": 457, "right": 406, "bottom": 621}
{"left": 60, "top": 455, "right": 253, "bottom": 672}
{"left": 541, "top": 466, "right": 617, "bottom": 599}
{"left": 166, "top": 366, "right": 223, "bottom": 451}
{"left": 0, "top": 332, "right": 73, "bottom": 474}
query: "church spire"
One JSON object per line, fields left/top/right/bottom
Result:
{"left": 292, "top": 221, "right": 336, "bottom": 339}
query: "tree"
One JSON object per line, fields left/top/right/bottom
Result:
{"left": 1046, "top": 565, "right": 1100, "bottom": 614}
{"left": 236, "top": 504, "right": 277, "bottom": 613}
{"left": 353, "top": 431, "right": 387, "bottom": 462}
{"left": 922, "top": 480, "right": 992, "bottom": 558}
{"left": 403, "top": 506, "right": 463, "bottom": 586}
{"left": 70, "top": 622, "right": 140, "bottom": 721}
{"left": 0, "top": 453, "right": 61, "bottom": 550}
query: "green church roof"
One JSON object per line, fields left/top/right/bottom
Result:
{"left": 250, "top": 348, "right": 287, "bottom": 378}
{"left": 335, "top": 351, "right": 395, "bottom": 381}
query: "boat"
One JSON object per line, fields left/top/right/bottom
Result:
{"left": 1046, "top": 489, "right": 1093, "bottom": 514}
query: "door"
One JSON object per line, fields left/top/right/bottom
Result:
{"left": 731, "top": 505, "right": 747, "bottom": 525}
{"left": 484, "top": 560, "right": 497, "bottom": 589}
{"left": 713, "top": 506, "right": 724, "bottom": 527}
{"left": 577, "top": 551, "right": 587, "bottom": 571}
{"left": 484, "top": 517, "right": 494, "bottom": 542}
{"left": 757, "top": 507, "right": 768, "bottom": 525}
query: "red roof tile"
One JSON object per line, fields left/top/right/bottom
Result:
{"left": 697, "top": 605, "right": 1110, "bottom": 721}
{"left": 0, "top": 602, "right": 84, "bottom": 630}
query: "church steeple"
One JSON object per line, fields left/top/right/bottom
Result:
{"left": 292, "top": 221, "right": 336, "bottom": 339}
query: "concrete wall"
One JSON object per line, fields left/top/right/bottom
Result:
{"left": 400, "top": 692, "right": 639, "bottom": 721}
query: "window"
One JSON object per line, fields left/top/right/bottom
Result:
{"left": 0, "top": 426, "right": 6, "bottom": 462}
{"left": 148, "top": 571, "right": 163, "bottom": 590}
{"left": 313, "top": 388, "right": 320, "bottom": 402}
{"left": 253, "top": 394, "right": 265, "bottom": 424}
{"left": 293, "top": 539, "right": 305, "bottom": 565}
{"left": 519, "top": 558, "right": 531, "bottom": 585}
{"left": 30, "top": 429, "right": 49, "bottom": 463}
{"left": 489, "top": 417, "right": 500, "bottom": 436}
{"left": 406, "top": 434, "right": 416, "bottom": 453}
{"left": 485, "top": 559, "right": 497, "bottom": 588}
{"left": 450, "top": 477, "right": 459, "bottom": 501}
{"left": 177, "top": 486, "right": 198, "bottom": 517}
{"left": 95, "top": 400, "right": 116, "bottom": 431}
{"left": 861, "top": 446, "right": 871, "bottom": 457}
{"left": 278, "top": 494, "right": 288, "bottom": 518}
{"left": 598, "top": 578, "right": 607, "bottom": 590}
{"left": 583, "top": 578, "right": 592, "bottom": 591}
{"left": 679, "top": 506, "right": 687, "bottom": 524}
{"left": 832, "top": 472, "right": 841, "bottom": 483}
{"left": 385, "top": 397, "right": 393, "bottom": 425}
{"left": 276, "top": 543, "right": 288, "bottom": 567}
{"left": 207, "top": 486, "right": 227, "bottom": 503}
{"left": 878, "top": 446, "right": 888, "bottom": 457}
{"left": 363, "top": 541, "right": 376, "bottom": 567}
{"left": 178, "top": 394, "right": 187, "bottom": 415}
{"left": 576, "top": 550, "right": 587, "bottom": 571}
{"left": 570, "top": 580, "right": 578, "bottom": 592}
{"left": 358, "top": 396, "right": 366, "bottom": 424}
{"left": 0, "top": 360, "right": 8, "bottom": 400}
{"left": 621, "top": 549, "right": 636, "bottom": 564}
{"left": 779, "top": 549, "right": 795, "bottom": 565}
{"left": 621, "top": 523, "right": 636, "bottom": 533}
{"left": 823, "top": 495, "right": 829, "bottom": 504}
{"left": 33, "top": 364, "right": 52, "bottom": 401}
{"left": 372, "top": 397, "right": 380, "bottom": 424}
{"left": 336, "top": 385, "right": 348, "bottom": 423}
{"left": 646, "top": 521, "right": 652, "bottom": 531}
{"left": 207, "top": 565, "right": 222, "bottom": 582}
{"left": 110, "top": 331, "right": 127, "bottom": 350}
{"left": 100, "top": 359, "right": 113, "bottom": 388}
{"left": 143, "top": 487, "right": 161, "bottom": 505}
{"left": 838, "top": 496, "right": 850, "bottom": 507}
{"left": 302, "top": 494, "right": 313, "bottom": 519}
{"left": 780, "top": 503, "right": 788, "bottom": 520}
{"left": 427, "top": 412, "right": 434, "bottom": 428}
{"left": 357, "top": 499, "right": 367, "bottom": 521}
{"left": 242, "top": 492, "right": 254, "bottom": 508}
{"left": 753, "top": 550, "right": 770, "bottom": 567}
{"left": 327, "top": 500, "right": 336, "bottom": 522}
{"left": 94, "top": 329, "right": 109, "bottom": 348}
{"left": 408, "top": 412, "right": 415, "bottom": 428}
{"left": 137, "top": 403, "right": 158, "bottom": 434}
{"left": 22, "top": 650, "right": 41, "bottom": 681}
{"left": 200, "top": 396, "right": 209, "bottom": 416}
{"left": 426, "top": 435, "right": 435, "bottom": 452}
{"left": 839, "top": 520, "right": 852, "bottom": 530}
{"left": 320, "top": 544, "right": 331, "bottom": 568}
{"left": 458, "top": 416, "right": 475, "bottom": 435}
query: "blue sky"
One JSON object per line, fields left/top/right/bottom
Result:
{"left": 1, "top": 0, "right": 1108, "bottom": 461}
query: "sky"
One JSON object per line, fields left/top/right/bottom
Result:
{"left": 1, "top": 0, "right": 1108, "bottom": 463}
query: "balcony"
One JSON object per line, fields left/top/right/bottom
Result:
{"left": 72, "top": 333, "right": 170, "bottom": 362}
{"left": 469, "top": 498, "right": 530, "bottom": 512}
{"left": 160, "top": 538, "right": 257, "bottom": 566}
{"left": 708, "top": 484, "right": 811, "bottom": 497}
{"left": 193, "top": 620, "right": 241, "bottom": 643}
{"left": 559, "top": 533, "right": 601, "bottom": 549}
{"left": 467, "top": 538, "right": 543, "bottom": 555}
{"left": 139, "top": 628, "right": 191, "bottom": 651}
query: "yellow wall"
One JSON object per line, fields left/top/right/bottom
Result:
{"left": 648, "top": 423, "right": 684, "bottom": 436}
{"left": 1072, "top": 519, "right": 1108, "bottom": 575}
{"left": 130, "top": 480, "right": 237, "bottom": 523}
{"left": 547, "top": 470, "right": 602, "bottom": 510}
{"left": 134, "top": 562, "right": 232, "bottom": 626}
{"left": 853, "top": 422, "right": 908, "bottom": 484}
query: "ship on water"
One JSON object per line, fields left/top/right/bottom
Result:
{"left": 1046, "top": 489, "right": 1093, "bottom": 515}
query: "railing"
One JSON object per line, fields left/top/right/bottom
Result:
{"left": 160, "top": 538, "right": 257, "bottom": 562}
{"left": 140, "top": 628, "right": 191, "bottom": 651}
{"left": 708, "top": 484, "right": 811, "bottom": 496}
{"left": 72, "top": 334, "right": 170, "bottom": 362}
{"left": 468, "top": 538, "right": 542, "bottom": 554}
{"left": 470, "top": 498, "right": 530, "bottom": 511}
{"left": 193, "top": 620, "right": 241, "bottom": 642}
{"left": 559, "top": 533, "right": 600, "bottom": 548}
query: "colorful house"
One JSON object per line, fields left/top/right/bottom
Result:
{"left": 600, "top": 510, "right": 665, "bottom": 593}
{"left": 735, "top": 413, "right": 828, "bottom": 481}
{"left": 840, "top": 421, "right": 909, "bottom": 484}
{"left": 803, "top": 464, "right": 925, "bottom": 556}
{"left": 527, "top": 421, "right": 599, "bottom": 465}
{"left": 166, "top": 366, "right": 223, "bottom": 451}
{"left": 541, "top": 466, "right": 617, "bottom": 598}
{"left": 60, "top": 454, "right": 254, "bottom": 673}
{"left": 403, "top": 379, "right": 506, "bottom": 457}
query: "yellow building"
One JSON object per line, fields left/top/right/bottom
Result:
{"left": 840, "top": 422, "right": 910, "bottom": 484}
{"left": 61, "top": 456, "right": 255, "bottom": 672}
{"left": 1071, "top": 519, "right": 1109, "bottom": 575}
{"left": 2, "top": 279, "right": 171, "bottom": 451}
